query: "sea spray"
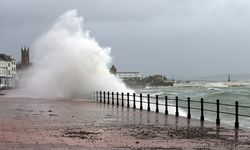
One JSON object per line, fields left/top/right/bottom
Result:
{"left": 23, "top": 10, "right": 131, "bottom": 98}
{"left": 19, "top": 9, "right": 187, "bottom": 117}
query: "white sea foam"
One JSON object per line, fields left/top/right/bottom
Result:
{"left": 23, "top": 10, "right": 131, "bottom": 98}
{"left": 175, "top": 80, "right": 250, "bottom": 89}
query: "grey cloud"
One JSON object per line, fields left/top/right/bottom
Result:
{"left": 1, "top": 0, "right": 250, "bottom": 77}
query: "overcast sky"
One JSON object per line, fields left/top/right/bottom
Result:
{"left": 1, "top": 0, "right": 250, "bottom": 79}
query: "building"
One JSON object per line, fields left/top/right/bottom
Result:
{"left": 109, "top": 65, "right": 117, "bottom": 74}
{"left": 109, "top": 65, "right": 143, "bottom": 80}
{"left": 16, "top": 46, "right": 32, "bottom": 88}
{"left": 109, "top": 65, "right": 174, "bottom": 88}
{"left": 17, "top": 46, "right": 30, "bottom": 69}
{"left": 116, "top": 72, "right": 142, "bottom": 80}
{"left": 17, "top": 46, "right": 32, "bottom": 74}
{"left": 0, "top": 54, "right": 16, "bottom": 88}
{"left": 21, "top": 46, "right": 29, "bottom": 65}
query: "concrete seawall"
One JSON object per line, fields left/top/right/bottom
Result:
{"left": 0, "top": 94, "right": 249, "bottom": 149}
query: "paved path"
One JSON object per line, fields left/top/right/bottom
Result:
{"left": 0, "top": 92, "right": 249, "bottom": 149}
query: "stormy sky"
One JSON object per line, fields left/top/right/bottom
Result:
{"left": 1, "top": 0, "right": 250, "bottom": 79}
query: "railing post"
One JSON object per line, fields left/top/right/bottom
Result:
{"left": 93, "top": 91, "right": 95, "bottom": 100}
{"left": 235, "top": 101, "right": 239, "bottom": 128}
{"left": 156, "top": 95, "right": 159, "bottom": 113}
{"left": 133, "top": 93, "right": 136, "bottom": 109}
{"left": 100, "top": 91, "right": 102, "bottom": 103}
{"left": 116, "top": 92, "right": 119, "bottom": 106}
{"left": 107, "top": 92, "right": 110, "bottom": 104}
{"left": 112, "top": 92, "right": 114, "bottom": 105}
{"left": 147, "top": 94, "right": 150, "bottom": 111}
{"left": 103, "top": 91, "right": 106, "bottom": 103}
{"left": 165, "top": 96, "right": 168, "bottom": 115}
{"left": 127, "top": 93, "right": 130, "bottom": 107}
{"left": 200, "top": 98, "right": 204, "bottom": 122}
{"left": 175, "top": 96, "right": 179, "bottom": 117}
{"left": 122, "top": 92, "right": 124, "bottom": 107}
{"left": 96, "top": 91, "right": 98, "bottom": 102}
{"left": 187, "top": 97, "right": 191, "bottom": 119}
{"left": 216, "top": 99, "right": 220, "bottom": 125}
{"left": 140, "top": 94, "right": 143, "bottom": 110}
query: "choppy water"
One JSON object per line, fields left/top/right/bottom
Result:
{"left": 135, "top": 80, "right": 250, "bottom": 129}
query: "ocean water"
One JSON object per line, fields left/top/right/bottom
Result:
{"left": 135, "top": 80, "right": 250, "bottom": 129}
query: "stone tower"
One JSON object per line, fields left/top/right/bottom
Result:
{"left": 21, "top": 46, "right": 29, "bottom": 65}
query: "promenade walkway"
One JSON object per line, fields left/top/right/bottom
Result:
{"left": 0, "top": 91, "right": 249, "bottom": 149}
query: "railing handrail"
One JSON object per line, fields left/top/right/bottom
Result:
{"left": 92, "top": 91, "right": 250, "bottom": 129}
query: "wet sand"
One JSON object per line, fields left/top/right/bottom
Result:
{"left": 0, "top": 93, "right": 249, "bottom": 149}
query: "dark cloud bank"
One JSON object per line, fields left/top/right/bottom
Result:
{"left": 1, "top": 0, "right": 250, "bottom": 79}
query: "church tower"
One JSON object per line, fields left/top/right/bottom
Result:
{"left": 21, "top": 46, "right": 29, "bottom": 65}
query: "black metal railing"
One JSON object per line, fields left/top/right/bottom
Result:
{"left": 91, "top": 91, "right": 250, "bottom": 129}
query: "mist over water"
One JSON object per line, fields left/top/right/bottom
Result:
{"left": 24, "top": 10, "right": 130, "bottom": 98}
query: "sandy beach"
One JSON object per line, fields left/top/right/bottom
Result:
{"left": 0, "top": 93, "right": 249, "bottom": 149}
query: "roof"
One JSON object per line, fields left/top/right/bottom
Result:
{"left": 0, "top": 54, "right": 15, "bottom": 61}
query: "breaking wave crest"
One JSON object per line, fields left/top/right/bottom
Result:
{"left": 22, "top": 10, "right": 131, "bottom": 98}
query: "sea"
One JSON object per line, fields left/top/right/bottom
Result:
{"left": 135, "top": 80, "right": 250, "bottom": 129}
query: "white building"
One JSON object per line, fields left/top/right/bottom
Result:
{"left": 109, "top": 65, "right": 143, "bottom": 80}
{"left": 0, "top": 54, "right": 16, "bottom": 88}
{"left": 116, "top": 72, "right": 143, "bottom": 80}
